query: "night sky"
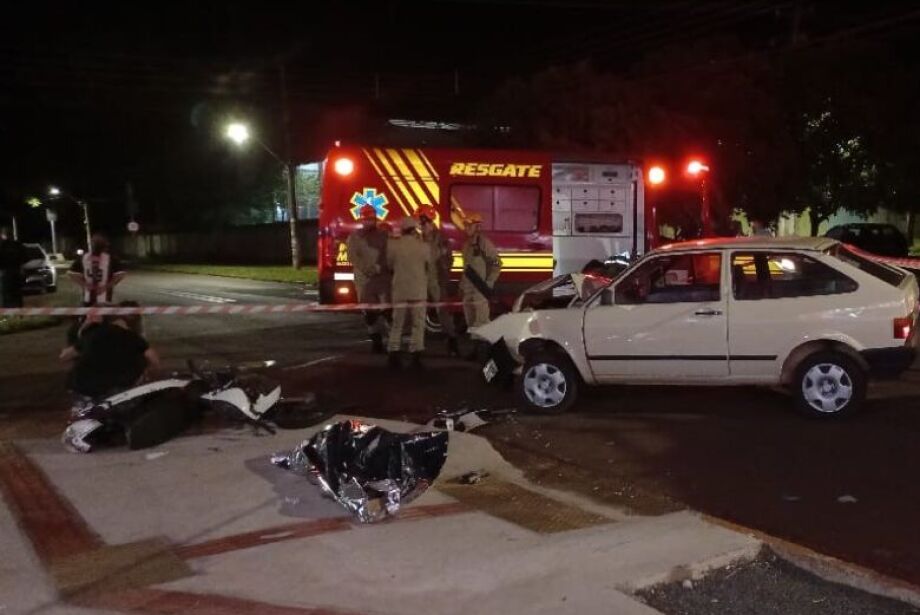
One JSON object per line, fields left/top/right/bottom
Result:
{"left": 2, "top": 1, "right": 918, "bottom": 237}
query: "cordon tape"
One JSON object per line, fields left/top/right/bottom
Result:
{"left": 0, "top": 300, "right": 466, "bottom": 317}
{"left": 2, "top": 245, "right": 917, "bottom": 318}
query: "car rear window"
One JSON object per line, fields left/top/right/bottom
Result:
{"left": 829, "top": 244, "right": 907, "bottom": 287}
{"left": 731, "top": 253, "right": 857, "bottom": 300}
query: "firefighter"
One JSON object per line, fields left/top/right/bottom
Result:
{"left": 417, "top": 206, "right": 459, "bottom": 357}
{"left": 386, "top": 216, "right": 432, "bottom": 370}
{"left": 459, "top": 212, "right": 501, "bottom": 333}
{"left": 346, "top": 205, "right": 390, "bottom": 353}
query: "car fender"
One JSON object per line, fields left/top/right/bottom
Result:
{"left": 778, "top": 333, "right": 870, "bottom": 385}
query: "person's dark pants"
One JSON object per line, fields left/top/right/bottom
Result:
{"left": 0, "top": 271, "right": 23, "bottom": 308}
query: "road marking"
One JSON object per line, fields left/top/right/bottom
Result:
{"left": 163, "top": 291, "right": 236, "bottom": 304}
{"left": 282, "top": 355, "right": 343, "bottom": 371}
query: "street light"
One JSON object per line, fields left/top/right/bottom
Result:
{"left": 222, "top": 120, "right": 301, "bottom": 268}
{"left": 225, "top": 122, "right": 251, "bottom": 146}
{"left": 48, "top": 186, "right": 91, "bottom": 251}
{"left": 685, "top": 159, "right": 712, "bottom": 237}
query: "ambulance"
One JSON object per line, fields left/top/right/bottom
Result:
{"left": 317, "top": 144, "right": 654, "bottom": 308}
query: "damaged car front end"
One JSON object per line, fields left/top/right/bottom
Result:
{"left": 472, "top": 273, "right": 611, "bottom": 387}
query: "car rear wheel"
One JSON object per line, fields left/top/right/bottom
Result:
{"left": 793, "top": 351, "right": 866, "bottom": 418}
{"left": 517, "top": 351, "right": 579, "bottom": 414}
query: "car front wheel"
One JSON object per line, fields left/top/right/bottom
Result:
{"left": 517, "top": 351, "right": 579, "bottom": 414}
{"left": 793, "top": 351, "right": 866, "bottom": 418}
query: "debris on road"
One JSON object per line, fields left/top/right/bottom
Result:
{"left": 427, "top": 407, "right": 516, "bottom": 433}
{"left": 272, "top": 419, "right": 449, "bottom": 523}
{"left": 459, "top": 470, "right": 489, "bottom": 485}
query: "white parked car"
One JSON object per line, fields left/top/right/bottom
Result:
{"left": 22, "top": 243, "right": 57, "bottom": 293}
{"left": 473, "top": 237, "right": 919, "bottom": 418}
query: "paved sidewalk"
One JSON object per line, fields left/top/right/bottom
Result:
{"left": 0, "top": 417, "right": 762, "bottom": 615}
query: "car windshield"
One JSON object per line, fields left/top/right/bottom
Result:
{"left": 516, "top": 273, "right": 612, "bottom": 311}
{"left": 24, "top": 246, "right": 45, "bottom": 261}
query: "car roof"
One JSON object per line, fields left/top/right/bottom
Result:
{"left": 655, "top": 236, "right": 838, "bottom": 254}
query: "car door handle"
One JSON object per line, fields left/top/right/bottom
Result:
{"left": 694, "top": 308, "right": 723, "bottom": 316}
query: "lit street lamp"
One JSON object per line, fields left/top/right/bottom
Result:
{"left": 48, "top": 186, "right": 91, "bottom": 251}
{"left": 686, "top": 159, "right": 712, "bottom": 237}
{"left": 223, "top": 120, "right": 301, "bottom": 268}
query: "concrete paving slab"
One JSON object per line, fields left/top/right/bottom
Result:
{"left": 9, "top": 415, "right": 764, "bottom": 615}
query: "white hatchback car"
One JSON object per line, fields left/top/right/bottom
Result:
{"left": 473, "top": 237, "right": 919, "bottom": 418}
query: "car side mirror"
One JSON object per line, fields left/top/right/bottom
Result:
{"left": 600, "top": 288, "right": 613, "bottom": 306}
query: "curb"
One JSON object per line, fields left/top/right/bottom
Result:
{"left": 701, "top": 513, "right": 920, "bottom": 608}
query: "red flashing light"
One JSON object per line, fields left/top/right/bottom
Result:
{"left": 333, "top": 157, "right": 354, "bottom": 176}
{"left": 648, "top": 166, "right": 666, "bottom": 186}
{"left": 687, "top": 160, "right": 710, "bottom": 176}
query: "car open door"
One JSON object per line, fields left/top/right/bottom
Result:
{"left": 583, "top": 251, "right": 729, "bottom": 382}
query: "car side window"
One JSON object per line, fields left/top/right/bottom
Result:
{"left": 615, "top": 253, "right": 722, "bottom": 305}
{"left": 731, "top": 252, "right": 857, "bottom": 300}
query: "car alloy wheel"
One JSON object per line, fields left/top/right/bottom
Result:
{"left": 522, "top": 362, "right": 568, "bottom": 408}
{"left": 801, "top": 362, "right": 854, "bottom": 414}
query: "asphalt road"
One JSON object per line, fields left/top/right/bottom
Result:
{"left": 0, "top": 270, "right": 361, "bottom": 412}
{"left": 6, "top": 269, "right": 920, "bottom": 592}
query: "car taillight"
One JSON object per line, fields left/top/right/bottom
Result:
{"left": 894, "top": 316, "right": 912, "bottom": 340}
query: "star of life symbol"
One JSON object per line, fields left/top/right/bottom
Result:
{"left": 350, "top": 188, "right": 389, "bottom": 220}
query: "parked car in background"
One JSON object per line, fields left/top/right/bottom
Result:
{"left": 22, "top": 243, "right": 57, "bottom": 293}
{"left": 824, "top": 223, "right": 909, "bottom": 258}
{"left": 473, "top": 237, "right": 918, "bottom": 419}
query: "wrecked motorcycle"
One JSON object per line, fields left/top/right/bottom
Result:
{"left": 63, "top": 360, "right": 282, "bottom": 453}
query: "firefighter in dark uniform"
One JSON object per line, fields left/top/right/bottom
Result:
{"left": 418, "top": 206, "right": 459, "bottom": 357}
{"left": 346, "top": 205, "right": 390, "bottom": 353}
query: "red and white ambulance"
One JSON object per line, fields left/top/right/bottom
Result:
{"left": 317, "top": 144, "right": 655, "bottom": 307}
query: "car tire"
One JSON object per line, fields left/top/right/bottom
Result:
{"left": 793, "top": 351, "right": 866, "bottom": 419}
{"left": 517, "top": 351, "right": 579, "bottom": 414}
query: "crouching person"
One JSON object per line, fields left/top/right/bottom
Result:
{"left": 62, "top": 303, "right": 158, "bottom": 399}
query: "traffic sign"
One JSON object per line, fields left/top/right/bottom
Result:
{"left": 45, "top": 209, "right": 57, "bottom": 222}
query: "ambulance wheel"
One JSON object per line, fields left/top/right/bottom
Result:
{"left": 517, "top": 351, "right": 579, "bottom": 414}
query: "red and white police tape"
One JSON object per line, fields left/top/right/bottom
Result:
{"left": 0, "top": 300, "right": 466, "bottom": 317}
{"left": 3, "top": 244, "right": 918, "bottom": 318}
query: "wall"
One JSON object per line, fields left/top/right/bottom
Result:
{"left": 106, "top": 220, "right": 318, "bottom": 264}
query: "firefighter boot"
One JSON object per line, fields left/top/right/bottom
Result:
{"left": 410, "top": 352, "right": 424, "bottom": 371}
{"left": 387, "top": 352, "right": 402, "bottom": 370}
{"left": 370, "top": 333, "right": 385, "bottom": 354}
{"left": 446, "top": 336, "right": 460, "bottom": 358}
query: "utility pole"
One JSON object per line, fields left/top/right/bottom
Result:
{"left": 279, "top": 61, "right": 301, "bottom": 269}
{"left": 10, "top": 215, "right": 17, "bottom": 240}
{"left": 80, "top": 200, "right": 92, "bottom": 250}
